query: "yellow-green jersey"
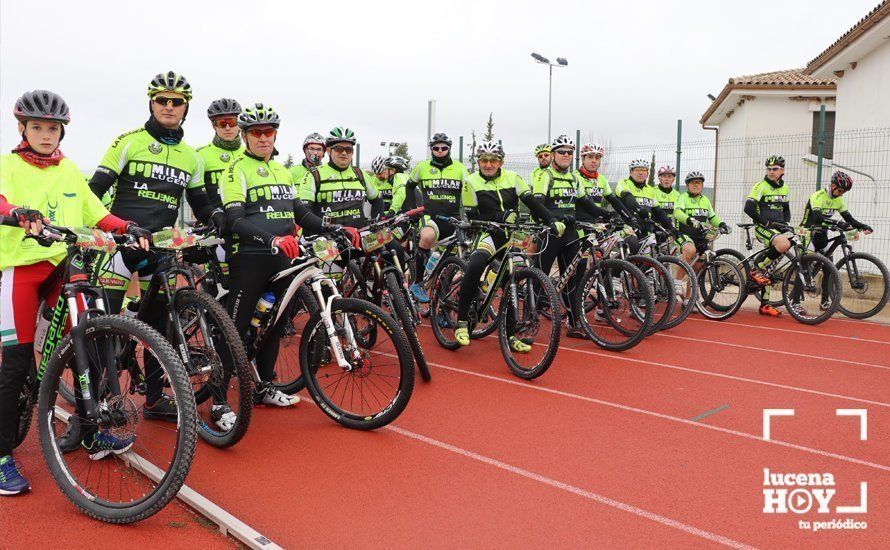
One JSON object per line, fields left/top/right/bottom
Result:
{"left": 746, "top": 178, "right": 789, "bottom": 225}
{"left": 802, "top": 189, "right": 847, "bottom": 227}
{"left": 196, "top": 141, "right": 243, "bottom": 209}
{"left": 408, "top": 158, "right": 469, "bottom": 217}
{"left": 653, "top": 186, "right": 680, "bottom": 222}
{"left": 533, "top": 166, "right": 583, "bottom": 217}
{"left": 462, "top": 170, "right": 531, "bottom": 221}
{"left": 299, "top": 163, "right": 380, "bottom": 228}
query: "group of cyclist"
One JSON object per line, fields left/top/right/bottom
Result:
{"left": 0, "top": 68, "right": 876, "bottom": 496}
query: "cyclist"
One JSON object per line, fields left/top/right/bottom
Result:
{"left": 533, "top": 135, "right": 609, "bottom": 338}
{"left": 88, "top": 71, "right": 219, "bottom": 421}
{"left": 288, "top": 132, "right": 326, "bottom": 184}
{"left": 528, "top": 144, "right": 552, "bottom": 198}
{"left": 801, "top": 170, "right": 873, "bottom": 309}
{"left": 1, "top": 90, "right": 151, "bottom": 495}
{"left": 453, "top": 142, "right": 562, "bottom": 348}
{"left": 405, "top": 133, "right": 469, "bottom": 303}
{"left": 744, "top": 155, "right": 792, "bottom": 317}
{"left": 369, "top": 155, "right": 403, "bottom": 216}
{"left": 674, "top": 171, "right": 731, "bottom": 291}
{"left": 615, "top": 159, "right": 675, "bottom": 234}
{"left": 653, "top": 165, "right": 680, "bottom": 224}
{"left": 221, "top": 103, "right": 329, "bottom": 410}
{"left": 574, "top": 143, "right": 632, "bottom": 222}
{"left": 196, "top": 98, "right": 244, "bottom": 214}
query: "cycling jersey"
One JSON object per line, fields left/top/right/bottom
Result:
{"left": 746, "top": 178, "right": 789, "bottom": 225}
{"left": 221, "top": 152, "right": 296, "bottom": 254}
{"left": 462, "top": 169, "right": 531, "bottom": 220}
{"left": 0, "top": 154, "right": 109, "bottom": 271}
{"left": 407, "top": 158, "right": 469, "bottom": 217}
{"left": 298, "top": 162, "right": 379, "bottom": 228}
{"left": 674, "top": 192, "right": 721, "bottom": 228}
{"left": 196, "top": 140, "right": 243, "bottom": 209}
{"left": 387, "top": 173, "right": 409, "bottom": 212}
{"left": 92, "top": 125, "right": 204, "bottom": 231}
{"left": 653, "top": 186, "right": 680, "bottom": 221}
{"left": 574, "top": 170, "right": 612, "bottom": 207}
{"left": 533, "top": 166, "right": 582, "bottom": 217}
{"left": 288, "top": 161, "right": 312, "bottom": 186}
{"left": 802, "top": 189, "right": 847, "bottom": 227}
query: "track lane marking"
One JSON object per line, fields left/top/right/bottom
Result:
{"left": 684, "top": 316, "right": 890, "bottom": 345}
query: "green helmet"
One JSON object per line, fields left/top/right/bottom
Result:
{"left": 237, "top": 103, "right": 280, "bottom": 129}
{"left": 765, "top": 155, "right": 785, "bottom": 168}
{"left": 534, "top": 143, "right": 551, "bottom": 156}
{"left": 326, "top": 126, "right": 356, "bottom": 146}
{"left": 147, "top": 71, "right": 192, "bottom": 101}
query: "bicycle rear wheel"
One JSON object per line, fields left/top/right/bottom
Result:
{"left": 383, "top": 271, "right": 431, "bottom": 382}
{"left": 499, "top": 267, "right": 561, "bottom": 380}
{"left": 782, "top": 253, "right": 840, "bottom": 325}
{"left": 658, "top": 256, "right": 698, "bottom": 330}
{"left": 628, "top": 255, "right": 675, "bottom": 334}
{"left": 300, "top": 298, "right": 414, "bottom": 430}
{"left": 429, "top": 256, "right": 467, "bottom": 351}
{"left": 576, "top": 259, "right": 652, "bottom": 351}
{"left": 696, "top": 257, "right": 746, "bottom": 320}
{"left": 274, "top": 283, "right": 320, "bottom": 394}
{"left": 835, "top": 252, "right": 890, "bottom": 319}
{"left": 37, "top": 314, "right": 196, "bottom": 523}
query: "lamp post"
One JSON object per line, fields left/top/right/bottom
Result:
{"left": 379, "top": 141, "right": 402, "bottom": 155}
{"left": 531, "top": 53, "right": 568, "bottom": 142}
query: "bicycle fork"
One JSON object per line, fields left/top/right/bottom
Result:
{"left": 311, "top": 278, "right": 358, "bottom": 371}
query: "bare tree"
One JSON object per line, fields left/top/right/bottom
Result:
{"left": 392, "top": 142, "right": 412, "bottom": 162}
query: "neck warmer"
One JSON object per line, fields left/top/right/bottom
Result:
{"left": 145, "top": 117, "right": 184, "bottom": 145}
{"left": 213, "top": 134, "right": 242, "bottom": 151}
{"left": 481, "top": 168, "right": 502, "bottom": 182}
{"left": 12, "top": 140, "right": 64, "bottom": 168}
{"left": 431, "top": 155, "right": 453, "bottom": 170}
{"left": 765, "top": 175, "right": 784, "bottom": 188}
{"left": 579, "top": 166, "right": 599, "bottom": 180}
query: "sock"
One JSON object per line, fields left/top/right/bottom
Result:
{"left": 415, "top": 248, "right": 430, "bottom": 283}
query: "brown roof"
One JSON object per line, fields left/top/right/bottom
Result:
{"left": 700, "top": 69, "right": 836, "bottom": 125}
{"left": 806, "top": 1, "right": 890, "bottom": 73}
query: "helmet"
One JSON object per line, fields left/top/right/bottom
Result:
{"left": 237, "top": 103, "right": 280, "bottom": 129}
{"left": 371, "top": 155, "right": 388, "bottom": 174}
{"left": 657, "top": 165, "right": 676, "bottom": 176}
{"left": 476, "top": 141, "right": 505, "bottom": 160}
{"left": 534, "top": 143, "right": 551, "bottom": 156}
{"left": 147, "top": 71, "right": 193, "bottom": 101}
{"left": 385, "top": 155, "right": 410, "bottom": 172}
{"left": 326, "top": 126, "right": 356, "bottom": 146}
{"left": 684, "top": 171, "right": 706, "bottom": 184}
{"left": 207, "top": 98, "right": 242, "bottom": 119}
{"left": 428, "top": 132, "right": 452, "bottom": 147}
{"left": 629, "top": 159, "right": 649, "bottom": 170}
{"left": 830, "top": 170, "right": 853, "bottom": 191}
{"left": 550, "top": 134, "right": 575, "bottom": 151}
{"left": 303, "top": 132, "right": 326, "bottom": 150}
{"left": 580, "top": 143, "right": 605, "bottom": 157}
{"left": 765, "top": 155, "right": 785, "bottom": 168}
{"left": 14, "top": 89, "right": 71, "bottom": 124}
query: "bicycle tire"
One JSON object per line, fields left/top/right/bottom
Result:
{"left": 835, "top": 252, "right": 890, "bottom": 320}
{"left": 274, "top": 283, "right": 320, "bottom": 394}
{"left": 37, "top": 314, "right": 197, "bottom": 523}
{"left": 384, "top": 271, "right": 431, "bottom": 382}
{"left": 628, "top": 255, "right": 675, "bottom": 334}
{"left": 576, "top": 259, "right": 653, "bottom": 351}
{"left": 658, "top": 255, "right": 699, "bottom": 330}
{"left": 174, "top": 288, "right": 253, "bottom": 449}
{"left": 340, "top": 259, "right": 378, "bottom": 348}
{"left": 715, "top": 248, "right": 782, "bottom": 308}
{"left": 782, "top": 253, "right": 840, "bottom": 325}
{"left": 429, "top": 256, "right": 467, "bottom": 351}
{"left": 696, "top": 257, "right": 746, "bottom": 321}
{"left": 299, "top": 298, "right": 414, "bottom": 430}
{"left": 499, "top": 266, "right": 561, "bottom": 380}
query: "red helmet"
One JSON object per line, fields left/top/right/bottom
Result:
{"left": 830, "top": 171, "right": 853, "bottom": 191}
{"left": 657, "top": 165, "right": 675, "bottom": 176}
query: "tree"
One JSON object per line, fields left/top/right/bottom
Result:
{"left": 392, "top": 142, "right": 411, "bottom": 162}
{"left": 283, "top": 153, "right": 295, "bottom": 169}
{"left": 483, "top": 112, "right": 495, "bottom": 142}
{"left": 468, "top": 130, "right": 478, "bottom": 172}
{"left": 647, "top": 153, "right": 656, "bottom": 186}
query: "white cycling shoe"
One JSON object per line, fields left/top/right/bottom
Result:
{"left": 254, "top": 383, "right": 300, "bottom": 407}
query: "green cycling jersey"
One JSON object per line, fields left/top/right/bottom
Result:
{"left": 674, "top": 192, "right": 721, "bottom": 227}
{"left": 298, "top": 162, "right": 379, "bottom": 227}
{"left": 746, "top": 178, "right": 789, "bottom": 225}
{"left": 801, "top": 188, "right": 847, "bottom": 227}
{"left": 462, "top": 169, "right": 531, "bottom": 218}
{"left": 653, "top": 186, "right": 680, "bottom": 221}
{"left": 196, "top": 140, "right": 243, "bottom": 209}
{"left": 533, "top": 166, "right": 582, "bottom": 217}
{"left": 408, "top": 158, "right": 469, "bottom": 217}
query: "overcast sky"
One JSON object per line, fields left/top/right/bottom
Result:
{"left": 0, "top": 0, "right": 879, "bottom": 169}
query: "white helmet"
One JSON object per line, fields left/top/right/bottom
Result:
{"left": 629, "top": 158, "right": 649, "bottom": 170}
{"left": 580, "top": 143, "right": 605, "bottom": 157}
{"left": 371, "top": 155, "right": 388, "bottom": 174}
{"left": 475, "top": 141, "right": 505, "bottom": 160}
{"left": 550, "top": 134, "right": 575, "bottom": 151}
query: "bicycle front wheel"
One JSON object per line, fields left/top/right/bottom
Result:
{"left": 628, "top": 255, "right": 675, "bottom": 334}
{"left": 835, "top": 252, "right": 890, "bottom": 320}
{"left": 429, "top": 256, "right": 467, "bottom": 351}
{"left": 696, "top": 257, "right": 746, "bottom": 320}
{"left": 300, "top": 298, "right": 414, "bottom": 430}
{"left": 783, "top": 253, "right": 840, "bottom": 325}
{"left": 576, "top": 259, "right": 652, "bottom": 351}
{"left": 37, "top": 314, "right": 196, "bottom": 523}
{"left": 658, "top": 256, "right": 699, "bottom": 330}
{"left": 383, "top": 271, "right": 431, "bottom": 382}
{"left": 499, "top": 266, "right": 561, "bottom": 380}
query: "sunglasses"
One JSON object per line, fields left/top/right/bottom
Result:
{"left": 152, "top": 96, "right": 187, "bottom": 107}
{"left": 478, "top": 156, "right": 501, "bottom": 163}
{"left": 431, "top": 146, "right": 450, "bottom": 152}
{"left": 214, "top": 117, "right": 238, "bottom": 128}
{"left": 766, "top": 166, "right": 783, "bottom": 171}
{"left": 554, "top": 149, "right": 573, "bottom": 156}
{"left": 332, "top": 146, "right": 354, "bottom": 154}
{"left": 248, "top": 128, "right": 277, "bottom": 138}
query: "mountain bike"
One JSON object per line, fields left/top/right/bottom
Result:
{"left": 816, "top": 220, "right": 888, "bottom": 319}
{"left": 690, "top": 228, "right": 746, "bottom": 320}
{"left": 636, "top": 228, "right": 699, "bottom": 330}
{"left": 612, "top": 228, "right": 676, "bottom": 334}
{"left": 3, "top": 217, "right": 196, "bottom": 524}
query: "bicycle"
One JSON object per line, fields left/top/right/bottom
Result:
{"left": 339, "top": 207, "right": 431, "bottom": 382}
{"left": 429, "top": 219, "right": 562, "bottom": 380}
{"left": 611, "top": 226, "right": 676, "bottom": 334}
{"left": 635, "top": 228, "right": 699, "bottom": 330}
{"left": 689, "top": 228, "right": 747, "bottom": 320}
{"left": 716, "top": 223, "right": 842, "bottom": 325}
{"left": 3, "top": 217, "right": 196, "bottom": 523}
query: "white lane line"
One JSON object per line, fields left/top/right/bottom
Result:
{"left": 418, "top": 361, "right": 890, "bottom": 472}
{"left": 652, "top": 333, "right": 890, "bottom": 371}
{"left": 387, "top": 425, "right": 756, "bottom": 550}
{"left": 685, "top": 316, "right": 890, "bottom": 345}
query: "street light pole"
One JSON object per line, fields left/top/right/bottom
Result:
{"left": 531, "top": 53, "right": 568, "bottom": 143}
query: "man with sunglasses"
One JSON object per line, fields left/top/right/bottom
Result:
{"left": 88, "top": 71, "right": 216, "bottom": 421}
{"left": 744, "top": 155, "right": 793, "bottom": 317}
{"left": 197, "top": 99, "right": 244, "bottom": 215}
{"left": 614, "top": 159, "right": 677, "bottom": 246}
{"left": 289, "top": 132, "right": 326, "bottom": 185}
{"left": 404, "top": 133, "right": 469, "bottom": 303}
{"left": 573, "top": 143, "right": 631, "bottom": 223}
{"left": 529, "top": 143, "right": 552, "bottom": 190}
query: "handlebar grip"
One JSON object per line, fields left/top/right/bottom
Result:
{"left": 405, "top": 206, "right": 425, "bottom": 217}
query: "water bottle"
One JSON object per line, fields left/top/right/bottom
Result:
{"left": 480, "top": 268, "right": 497, "bottom": 293}
{"left": 424, "top": 250, "right": 442, "bottom": 278}
{"left": 250, "top": 292, "right": 276, "bottom": 328}
{"left": 122, "top": 298, "right": 140, "bottom": 318}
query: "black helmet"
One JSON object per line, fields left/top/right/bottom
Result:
{"left": 831, "top": 170, "right": 853, "bottom": 191}
{"left": 14, "top": 90, "right": 71, "bottom": 124}
{"left": 429, "top": 132, "right": 452, "bottom": 147}
{"left": 207, "top": 98, "right": 242, "bottom": 118}
{"left": 765, "top": 155, "right": 785, "bottom": 168}
{"left": 684, "top": 171, "right": 705, "bottom": 184}
{"left": 147, "top": 71, "right": 193, "bottom": 100}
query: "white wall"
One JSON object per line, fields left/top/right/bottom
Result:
{"left": 834, "top": 39, "right": 890, "bottom": 131}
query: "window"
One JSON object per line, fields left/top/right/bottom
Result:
{"left": 810, "top": 110, "right": 835, "bottom": 159}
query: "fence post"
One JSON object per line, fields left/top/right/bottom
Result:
{"left": 459, "top": 135, "right": 464, "bottom": 163}
{"left": 355, "top": 143, "right": 361, "bottom": 168}
{"left": 575, "top": 129, "right": 581, "bottom": 171}
{"left": 816, "top": 105, "right": 826, "bottom": 190}
{"left": 675, "top": 119, "right": 682, "bottom": 190}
